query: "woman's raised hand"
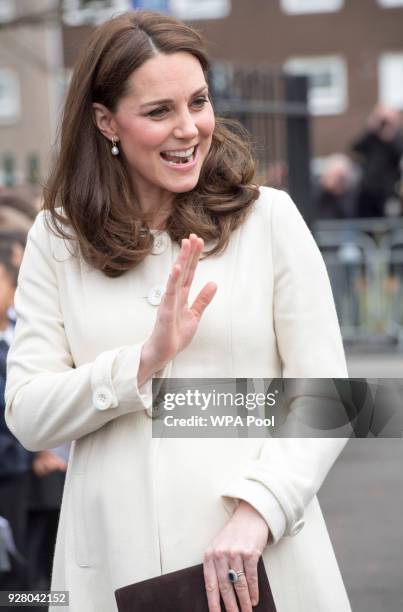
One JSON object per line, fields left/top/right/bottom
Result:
{"left": 138, "top": 234, "right": 217, "bottom": 386}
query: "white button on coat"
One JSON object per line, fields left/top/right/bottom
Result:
{"left": 146, "top": 402, "right": 164, "bottom": 418}
{"left": 93, "top": 386, "right": 114, "bottom": 411}
{"left": 147, "top": 285, "right": 164, "bottom": 306}
{"left": 151, "top": 234, "right": 169, "bottom": 255}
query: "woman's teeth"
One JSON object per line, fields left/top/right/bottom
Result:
{"left": 161, "top": 146, "right": 195, "bottom": 164}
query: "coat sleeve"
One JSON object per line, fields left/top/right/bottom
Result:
{"left": 221, "top": 189, "right": 349, "bottom": 545}
{"left": 5, "top": 212, "right": 153, "bottom": 452}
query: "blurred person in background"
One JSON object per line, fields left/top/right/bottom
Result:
{"left": 0, "top": 193, "right": 37, "bottom": 236}
{"left": 0, "top": 247, "right": 68, "bottom": 597}
{"left": 264, "top": 160, "right": 288, "bottom": 190}
{"left": 315, "top": 154, "right": 358, "bottom": 220}
{"left": 0, "top": 231, "right": 27, "bottom": 273}
{"left": 0, "top": 194, "right": 66, "bottom": 601}
{"left": 0, "top": 251, "right": 32, "bottom": 597}
{"left": 0, "top": 192, "right": 37, "bottom": 271}
{"left": 27, "top": 444, "right": 68, "bottom": 593}
{"left": 351, "top": 104, "right": 403, "bottom": 218}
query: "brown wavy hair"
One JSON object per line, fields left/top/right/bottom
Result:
{"left": 44, "top": 10, "right": 259, "bottom": 277}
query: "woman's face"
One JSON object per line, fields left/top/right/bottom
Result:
{"left": 111, "top": 52, "right": 215, "bottom": 205}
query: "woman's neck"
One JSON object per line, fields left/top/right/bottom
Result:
{"left": 133, "top": 182, "right": 174, "bottom": 230}
{"left": 148, "top": 209, "right": 172, "bottom": 231}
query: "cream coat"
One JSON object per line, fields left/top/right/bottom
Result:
{"left": 6, "top": 187, "right": 351, "bottom": 612}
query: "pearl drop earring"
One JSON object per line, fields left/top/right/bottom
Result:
{"left": 111, "top": 137, "right": 119, "bottom": 156}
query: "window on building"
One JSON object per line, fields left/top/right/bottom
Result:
{"left": 170, "top": 0, "right": 231, "bottom": 20}
{"left": 0, "top": 69, "right": 20, "bottom": 124}
{"left": 379, "top": 53, "right": 403, "bottom": 109}
{"left": 63, "top": 0, "right": 131, "bottom": 26}
{"left": 284, "top": 56, "right": 348, "bottom": 115}
{"left": 377, "top": 0, "right": 403, "bottom": 7}
{"left": 0, "top": 0, "right": 15, "bottom": 22}
{"left": 129, "top": 1, "right": 171, "bottom": 11}
{"left": 280, "top": 0, "right": 343, "bottom": 14}
{"left": 64, "top": 0, "right": 230, "bottom": 23}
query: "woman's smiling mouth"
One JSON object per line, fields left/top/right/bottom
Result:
{"left": 160, "top": 144, "right": 198, "bottom": 166}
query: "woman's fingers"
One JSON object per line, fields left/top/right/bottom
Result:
{"left": 162, "top": 264, "right": 181, "bottom": 312}
{"left": 158, "top": 235, "right": 215, "bottom": 348}
{"left": 203, "top": 503, "right": 266, "bottom": 611}
{"left": 229, "top": 555, "right": 253, "bottom": 612}
{"left": 167, "top": 234, "right": 204, "bottom": 304}
{"left": 243, "top": 553, "right": 260, "bottom": 607}
{"left": 203, "top": 552, "right": 221, "bottom": 612}
{"left": 181, "top": 235, "right": 196, "bottom": 288}
{"left": 214, "top": 554, "right": 239, "bottom": 612}
{"left": 183, "top": 234, "right": 203, "bottom": 291}
{"left": 204, "top": 552, "right": 257, "bottom": 612}
{"left": 169, "top": 238, "right": 190, "bottom": 292}
{"left": 177, "top": 238, "right": 191, "bottom": 287}
{"left": 191, "top": 282, "right": 217, "bottom": 320}
{"left": 163, "top": 236, "right": 192, "bottom": 309}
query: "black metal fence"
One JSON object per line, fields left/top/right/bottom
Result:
{"left": 209, "top": 63, "right": 312, "bottom": 222}
{"left": 208, "top": 66, "right": 403, "bottom": 346}
{"left": 314, "top": 217, "right": 403, "bottom": 345}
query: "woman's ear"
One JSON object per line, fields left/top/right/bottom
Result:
{"left": 92, "top": 103, "right": 118, "bottom": 141}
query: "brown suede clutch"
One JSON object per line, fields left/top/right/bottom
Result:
{"left": 115, "top": 557, "right": 276, "bottom": 611}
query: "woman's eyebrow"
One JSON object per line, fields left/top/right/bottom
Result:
{"left": 139, "top": 85, "right": 208, "bottom": 109}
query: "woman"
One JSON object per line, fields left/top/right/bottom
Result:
{"left": 5, "top": 11, "right": 351, "bottom": 612}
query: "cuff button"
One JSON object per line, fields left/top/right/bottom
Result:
{"left": 289, "top": 519, "right": 305, "bottom": 536}
{"left": 93, "top": 387, "right": 113, "bottom": 411}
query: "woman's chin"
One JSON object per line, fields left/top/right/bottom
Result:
{"left": 164, "top": 176, "right": 200, "bottom": 194}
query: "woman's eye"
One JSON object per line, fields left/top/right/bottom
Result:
{"left": 148, "top": 106, "right": 169, "bottom": 118}
{"left": 192, "top": 96, "right": 209, "bottom": 108}
{"left": 147, "top": 96, "right": 208, "bottom": 118}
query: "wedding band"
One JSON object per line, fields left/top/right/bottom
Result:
{"left": 228, "top": 568, "right": 245, "bottom": 583}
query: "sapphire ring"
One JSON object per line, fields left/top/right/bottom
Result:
{"left": 228, "top": 568, "right": 245, "bottom": 583}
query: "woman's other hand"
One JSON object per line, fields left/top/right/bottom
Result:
{"left": 138, "top": 234, "right": 217, "bottom": 386}
{"left": 203, "top": 500, "right": 270, "bottom": 612}
{"left": 32, "top": 450, "right": 68, "bottom": 477}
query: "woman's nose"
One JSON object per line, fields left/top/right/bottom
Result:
{"left": 173, "top": 110, "right": 198, "bottom": 140}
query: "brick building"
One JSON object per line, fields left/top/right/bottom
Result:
{"left": 1, "top": 0, "right": 402, "bottom": 184}
{"left": 62, "top": 0, "right": 403, "bottom": 162}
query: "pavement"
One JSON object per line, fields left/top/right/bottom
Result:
{"left": 317, "top": 350, "right": 403, "bottom": 612}
{"left": 346, "top": 349, "right": 403, "bottom": 378}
